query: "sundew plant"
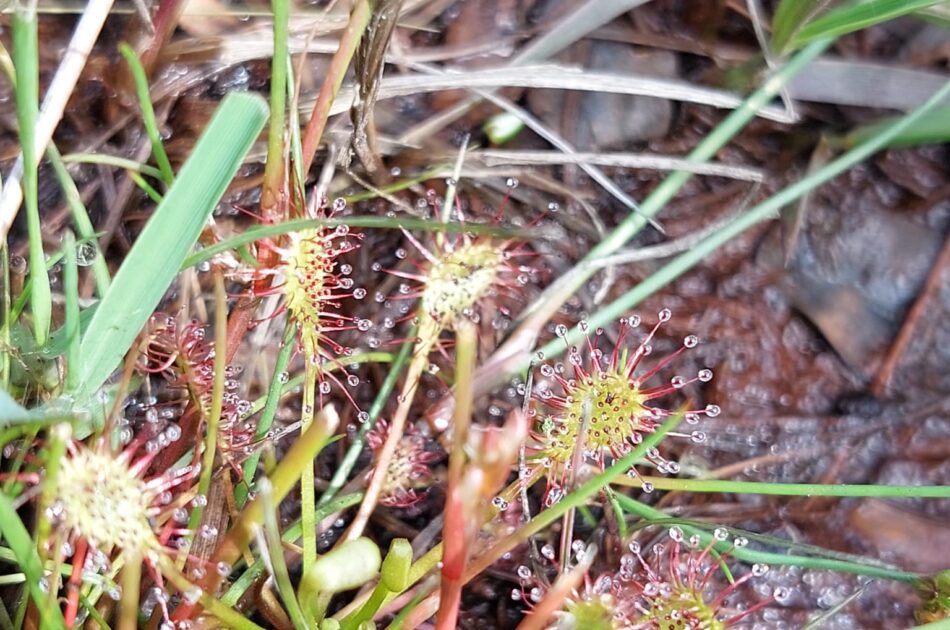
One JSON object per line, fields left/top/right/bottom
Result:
{"left": 2, "top": 2, "right": 950, "bottom": 630}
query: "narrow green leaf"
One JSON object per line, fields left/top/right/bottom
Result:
{"left": 119, "top": 43, "right": 174, "bottom": 185}
{"left": 840, "top": 105, "right": 950, "bottom": 149}
{"left": 47, "top": 145, "right": 111, "bottom": 296}
{"left": 0, "top": 493, "right": 67, "bottom": 629}
{"left": 771, "top": 0, "right": 837, "bottom": 54}
{"left": 787, "top": 0, "right": 948, "bottom": 52}
{"left": 13, "top": 4, "right": 51, "bottom": 347}
{"left": 181, "top": 216, "right": 522, "bottom": 270}
{"left": 62, "top": 232, "right": 80, "bottom": 393}
{"left": 533, "top": 78, "right": 950, "bottom": 366}
{"left": 76, "top": 92, "right": 268, "bottom": 399}
{"left": 61, "top": 152, "right": 165, "bottom": 179}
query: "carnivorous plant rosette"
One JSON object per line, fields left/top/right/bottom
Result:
{"left": 530, "top": 310, "right": 720, "bottom": 504}
{"left": 41, "top": 431, "right": 199, "bottom": 626}
{"left": 514, "top": 528, "right": 780, "bottom": 629}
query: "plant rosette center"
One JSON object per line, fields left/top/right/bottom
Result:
{"left": 420, "top": 241, "right": 503, "bottom": 331}
{"left": 541, "top": 368, "right": 652, "bottom": 464}
{"left": 56, "top": 449, "right": 157, "bottom": 555}
{"left": 564, "top": 595, "right": 624, "bottom": 629}
{"left": 643, "top": 588, "right": 725, "bottom": 630}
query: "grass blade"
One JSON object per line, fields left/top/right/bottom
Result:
{"left": 118, "top": 43, "right": 174, "bottom": 185}
{"left": 62, "top": 232, "right": 80, "bottom": 393}
{"left": 785, "top": 0, "right": 948, "bottom": 52}
{"left": 771, "top": 0, "right": 836, "bottom": 54}
{"left": 0, "top": 492, "right": 67, "bottom": 629}
{"left": 839, "top": 105, "right": 950, "bottom": 149}
{"left": 534, "top": 77, "right": 950, "bottom": 361}
{"left": 13, "top": 1, "right": 51, "bottom": 347}
{"left": 47, "top": 145, "right": 111, "bottom": 296}
{"left": 76, "top": 92, "right": 267, "bottom": 400}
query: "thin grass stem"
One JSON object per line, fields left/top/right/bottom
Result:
{"left": 318, "top": 333, "right": 414, "bottom": 508}
{"left": 181, "top": 216, "right": 521, "bottom": 270}
{"left": 343, "top": 333, "right": 434, "bottom": 541}
{"left": 626, "top": 476, "right": 950, "bottom": 498}
{"left": 13, "top": 0, "right": 51, "bottom": 347}
{"left": 237, "top": 321, "right": 297, "bottom": 507}
{"left": 60, "top": 152, "right": 165, "bottom": 179}
{"left": 63, "top": 232, "right": 80, "bottom": 393}
{"left": 261, "top": 0, "right": 289, "bottom": 211}
{"left": 300, "top": 359, "right": 319, "bottom": 572}
{"left": 119, "top": 43, "right": 174, "bottom": 185}
{"left": 47, "top": 145, "right": 111, "bottom": 295}
{"left": 259, "top": 479, "right": 308, "bottom": 630}
{"left": 614, "top": 495, "right": 919, "bottom": 582}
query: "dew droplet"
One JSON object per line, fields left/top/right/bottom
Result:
{"left": 75, "top": 242, "right": 96, "bottom": 266}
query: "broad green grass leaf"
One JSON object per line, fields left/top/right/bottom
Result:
{"left": 0, "top": 387, "right": 30, "bottom": 424}
{"left": 784, "top": 0, "right": 949, "bottom": 52}
{"left": 76, "top": 93, "right": 267, "bottom": 400}
{"left": 0, "top": 492, "right": 67, "bottom": 628}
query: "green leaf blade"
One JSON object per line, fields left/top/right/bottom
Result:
{"left": 787, "top": 0, "right": 948, "bottom": 52}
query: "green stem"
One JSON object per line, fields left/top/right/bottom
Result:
{"left": 182, "top": 216, "right": 520, "bottom": 270}
{"left": 260, "top": 479, "right": 308, "bottom": 630}
{"left": 301, "top": 358, "right": 318, "bottom": 572}
{"left": 62, "top": 233, "right": 80, "bottom": 393}
{"left": 237, "top": 321, "right": 297, "bottom": 507}
{"left": 119, "top": 43, "right": 174, "bottom": 185}
{"left": 634, "top": 476, "right": 950, "bottom": 498}
{"left": 318, "top": 333, "right": 415, "bottom": 507}
{"left": 512, "top": 38, "right": 833, "bottom": 348}
{"left": 47, "top": 144, "right": 111, "bottom": 295}
{"left": 1, "top": 245, "right": 10, "bottom": 391}
{"left": 614, "top": 494, "right": 919, "bottom": 582}
{"left": 14, "top": 1, "right": 51, "bottom": 347}
{"left": 533, "top": 64, "right": 950, "bottom": 362}
{"left": 60, "top": 151, "right": 165, "bottom": 178}
{"left": 220, "top": 493, "right": 363, "bottom": 608}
